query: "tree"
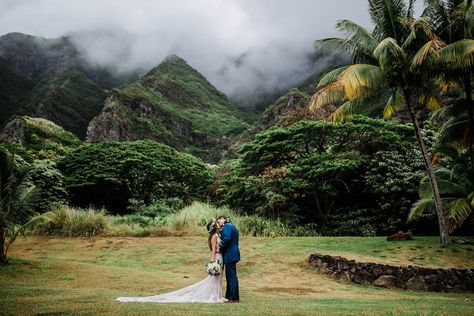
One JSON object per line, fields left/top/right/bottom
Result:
{"left": 217, "top": 116, "right": 425, "bottom": 234}
{"left": 409, "top": 145, "right": 474, "bottom": 231}
{"left": 421, "top": 0, "right": 474, "bottom": 164}
{"left": 59, "top": 140, "right": 212, "bottom": 213}
{"left": 0, "top": 149, "right": 38, "bottom": 265}
{"left": 310, "top": 0, "right": 452, "bottom": 243}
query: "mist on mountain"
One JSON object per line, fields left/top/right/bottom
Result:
{"left": 0, "top": 0, "right": 383, "bottom": 103}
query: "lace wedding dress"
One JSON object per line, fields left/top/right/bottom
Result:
{"left": 116, "top": 237, "right": 224, "bottom": 303}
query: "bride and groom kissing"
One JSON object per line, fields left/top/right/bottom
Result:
{"left": 116, "top": 215, "right": 240, "bottom": 303}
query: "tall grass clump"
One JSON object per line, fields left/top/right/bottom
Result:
{"left": 29, "top": 202, "right": 319, "bottom": 237}
{"left": 166, "top": 202, "right": 309, "bottom": 237}
{"left": 32, "top": 205, "right": 108, "bottom": 237}
{"left": 166, "top": 202, "right": 226, "bottom": 233}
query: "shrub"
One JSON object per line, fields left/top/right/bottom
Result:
{"left": 32, "top": 205, "right": 108, "bottom": 237}
{"left": 58, "top": 140, "right": 213, "bottom": 213}
{"left": 29, "top": 202, "right": 320, "bottom": 237}
{"left": 24, "top": 159, "right": 68, "bottom": 213}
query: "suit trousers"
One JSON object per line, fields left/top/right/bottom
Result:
{"left": 224, "top": 262, "right": 239, "bottom": 301}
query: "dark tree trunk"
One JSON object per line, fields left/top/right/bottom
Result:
{"left": 404, "top": 90, "right": 451, "bottom": 244}
{"left": 464, "top": 74, "right": 474, "bottom": 168}
{"left": 0, "top": 230, "right": 7, "bottom": 265}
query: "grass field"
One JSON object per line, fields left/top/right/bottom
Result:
{"left": 1, "top": 236, "right": 473, "bottom": 315}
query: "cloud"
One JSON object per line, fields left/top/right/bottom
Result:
{"left": 0, "top": 0, "right": 422, "bottom": 98}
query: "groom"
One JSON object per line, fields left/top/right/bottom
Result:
{"left": 217, "top": 215, "right": 240, "bottom": 303}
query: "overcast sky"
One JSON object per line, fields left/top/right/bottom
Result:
{"left": 0, "top": 0, "right": 422, "bottom": 98}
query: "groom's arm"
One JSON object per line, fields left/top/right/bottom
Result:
{"left": 219, "top": 225, "right": 231, "bottom": 252}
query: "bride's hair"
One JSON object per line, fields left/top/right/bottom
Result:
{"left": 207, "top": 220, "right": 219, "bottom": 250}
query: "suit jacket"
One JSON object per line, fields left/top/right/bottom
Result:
{"left": 219, "top": 223, "right": 240, "bottom": 264}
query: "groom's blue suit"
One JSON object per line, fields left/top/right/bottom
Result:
{"left": 219, "top": 222, "right": 240, "bottom": 301}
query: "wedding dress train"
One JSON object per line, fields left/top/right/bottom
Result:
{"left": 116, "top": 253, "right": 224, "bottom": 303}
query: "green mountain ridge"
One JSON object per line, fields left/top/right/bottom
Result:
{"left": 0, "top": 32, "right": 136, "bottom": 88}
{"left": 0, "top": 32, "right": 137, "bottom": 136}
{"left": 257, "top": 61, "right": 346, "bottom": 130}
{"left": 87, "top": 55, "right": 250, "bottom": 163}
{"left": 0, "top": 115, "right": 81, "bottom": 161}
{"left": 0, "top": 59, "right": 35, "bottom": 126}
{"left": 19, "top": 67, "right": 107, "bottom": 138}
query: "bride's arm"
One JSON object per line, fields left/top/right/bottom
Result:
{"left": 210, "top": 234, "right": 217, "bottom": 261}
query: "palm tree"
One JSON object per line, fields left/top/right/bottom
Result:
{"left": 422, "top": 0, "right": 474, "bottom": 163}
{"left": 0, "top": 149, "right": 38, "bottom": 265}
{"left": 433, "top": 39, "right": 474, "bottom": 163}
{"left": 409, "top": 145, "right": 474, "bottom": 231}
{"left": 310, "top": 0, "right": 452, "bottom": 243}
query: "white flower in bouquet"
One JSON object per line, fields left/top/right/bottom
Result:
{"left": 205, "top": 261, "right": 221, "bottom": 276}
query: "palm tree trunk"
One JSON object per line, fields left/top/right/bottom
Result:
{"left": 0, "top": 229, "right": 7, "bottom": 265}
{"left": 464, "top": 75, "right": 474, "bottom": 168}
{"left": 404, "top": 90, "right": 451, "bottom": 244}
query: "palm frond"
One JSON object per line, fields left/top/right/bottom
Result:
{"left": 374, "top": 37, "right": 407, "bottom": 72}
{"left": 410, "top": 39, "right": 446, "bottom": 69}
{"left": 419, "top": 177, "right": 464, "bottom": 198}
{"left": 434, "top": 75, "right": 463, "bottom": 93}
{"left": 408, "top": 198, "right": 435, "bottom": 222}
{"left": 403, "top": 17, "right": 440, "bottom": 51}
{"left": 12, "top": 184, "right": 39, "bottom": 225}
{"left": 446, "top": 198, "right": 472, "bottom": 225}
{"left": 422, "top": 0, "right": 452, "bottom": 40}
{"left": 310, "top": 81, "right": 346, "bottom": 110}
{"left": 317, "top": 66, "right": 349, "bottom": 88}
{"left": 383, "top": 88, "right": 405, "bottom": 118}
{"left": 335, "top": 19, "right": 379, "bottom": 55}
{"left": 369, "top": 0, "right": 411, "bottom": 42}
{"left": 438, "top": 39, "right": 474, "bottom": 71}
{"left": 311, "top": 64, "right": 385, "bottom": 110}
{"left": 316, "top": 38, "right": 355, "bottom": 54}
{"left": 438, "top": 114, "right": 470, "bottom": 146}
{"left": 419, "top": 91, "right": 442, "bottom": 110}
{"left": 331, "top": 94, "right": 388, "bottom": 122}
{"left": 432, "top": 143, "right": 461, "bottom": 162}
{"left": 406, "top": 0, "right": 416, "bottom": 18}
{"left": 339, "top": 64, "right": 385, "bottom": 99}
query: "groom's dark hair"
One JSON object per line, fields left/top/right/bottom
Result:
{"left": 217, "top": 215, "right": 227, "bottom": 220}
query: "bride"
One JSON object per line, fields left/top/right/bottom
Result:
{"left": 116, "top": 219, "right": 224, "bottom": 303}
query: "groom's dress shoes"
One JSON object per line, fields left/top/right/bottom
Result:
{"left": 225, "top": 300, "right": 239, "bottom": 303}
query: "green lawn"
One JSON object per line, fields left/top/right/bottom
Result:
{"left": 1, "top": 236, "right": 473, "bottom": 315}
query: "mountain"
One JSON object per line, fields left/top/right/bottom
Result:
{"left": 19, "top": 68, "right": 107, "bottom": 138}
{"left": 257, "top": 62, "right": 345, "bottom": 130}
{"left": 0, "top": 59, "right": 34, "bottom": 126}
{"left": 0, "top": 33, "right": 132, "bottom": 136}
{"left": 0, "top": 116, "right": 81, "bottom": 150}
{"left": 0, "top": 32, "right": 135, "bottom": 88}
{"left": 0, "top": 32, "right": 81, "bottom": 79}
{"left": 87, "top": 56, "right": 249, "bottom": 163}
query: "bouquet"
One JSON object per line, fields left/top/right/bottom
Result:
{"left": 205, "top": 261, "right": 222, "bottom": 276}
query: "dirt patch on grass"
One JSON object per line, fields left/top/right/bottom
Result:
{"left": 257, "top": 286, "right": 328, "bottom": 295}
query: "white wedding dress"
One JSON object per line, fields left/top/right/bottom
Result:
{"left": 116, "top": 236, "right": 224, "bottom": 303}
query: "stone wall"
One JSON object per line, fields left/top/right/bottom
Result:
{"left": 309, "top": 253, "right": 474, "bottom": 292}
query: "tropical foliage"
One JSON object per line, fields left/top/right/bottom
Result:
{"left": 0, "top": 149, "right": 38, "bottom": 264}
{"left": 215, "top": 116, "right": 429, "bottom": 235}
{"left": 58, "top": 140, "right": 213, "bottom": 214}
{"left": 410, "top": 145, "right": 474, "bottom": 232}
{"left": 24, "top": 159, "right": 68, "bottom": 213}
{"left": 308, "top": 0, "right": 466, "bottom": 243}
{"left": 0, "top": 116, "right": 81, "bottom": 162}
